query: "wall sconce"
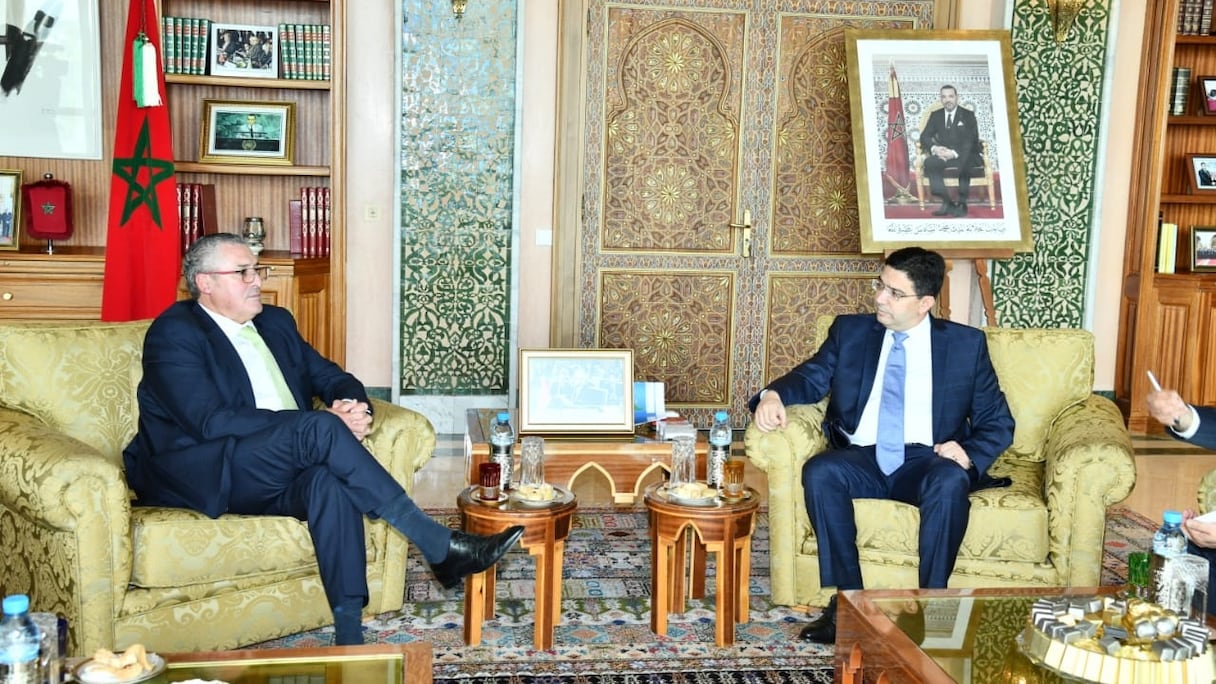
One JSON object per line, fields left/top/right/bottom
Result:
{"left": 452, "top": 0, "right": 468, "bottom": 21}
{"left": 1047, "top": 0, "right": 1085, "bottom": 42}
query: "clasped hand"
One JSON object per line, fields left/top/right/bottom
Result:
{"left": 327, "top": 399, "right": 373, "bottom": 439}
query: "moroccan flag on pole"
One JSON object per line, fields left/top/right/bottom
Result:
{"left": 883, "top": 63, "right": 912, "bottom": 202}
{"left": 101, "top": 0, "right": 179, "bottom": 321}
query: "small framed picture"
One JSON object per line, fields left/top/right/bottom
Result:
{"left": 210, "top": 23, "right": 278, "bottom": 78}
{"left": 199, "top": 99, "right": 295, "bottom": 165}
{"left": 518, "top": 349, "right": 635, "bottom": 435}
{"left": 0, "top": 170, "right": 21, "bottom": 250}
{"left": 1200, "top": 76, "right": 1216, "bottom": 115}
{"left": 1186, "top": 154, "right": 1216, "bottom": 192}
{"left": 1193, "top": 227, "right": 1216, "bottom": 272}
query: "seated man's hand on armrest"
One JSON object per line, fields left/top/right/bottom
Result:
{"left": 754, "top": 391, "right": 788, "bottom": 433}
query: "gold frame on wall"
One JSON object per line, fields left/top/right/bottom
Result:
{"left": 846, "top": 29, "right": 1033, "bottom": 254}
{"left": 518, "top": 348, "right": 634, "bottom": 435}
{"left": 0, "top": 170, "right": 22, "bottom": 250}
{"left": 198, "top": 99, "right": 296, "bottom": 165}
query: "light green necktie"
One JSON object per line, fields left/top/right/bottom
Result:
{"left": 238, "top": 326, "right": 298, "bottom": 410}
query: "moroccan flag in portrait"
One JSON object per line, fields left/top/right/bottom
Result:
{"left": 883, "top": 64, "right": 911, "bottom": 201}
{"left": 101, "top": 0, "right": 180, "bottom": 321}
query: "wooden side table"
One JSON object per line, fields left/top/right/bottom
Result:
{"left": 643, "top": 483, "right": 760, "bottom": 646}
{"left": 465, "top": 409, "right": 708, "bottom": 504}
{"left": 456, "top": 486, "right": 578, "bottom": 650}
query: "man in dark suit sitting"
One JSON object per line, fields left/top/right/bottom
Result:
{"left": 748, "top": 247, "right": 1014, "bottom": 643}
{"left": 920, "top": 85, "right": 983, "bottom": 217}
{"left": 123, "top": 233, "right": 523, "bottom": 645}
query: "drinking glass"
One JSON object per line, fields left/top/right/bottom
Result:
{"left": 478, "top": 462, "right": 502, "bottom": 500}
{"left": 669, "top": 435, "right": 696, "bottom": 488}
{"left": 30, "top": 611, "right": 59, "bottom": 684}
{"left": 722, "top": 458, "right": 746, "bottom": 499}
{"left": 520, "top": 436, "right": 546, "bottom": 488}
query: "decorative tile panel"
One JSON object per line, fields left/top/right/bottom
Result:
{"left": 397, "top": 2, "right": 518, "bottom": 394}
{"left": 991, "top": 1, "right": 1113, "bottom": 327}
{"left": 764, "top": 273, "right": 874, "bottom": 384}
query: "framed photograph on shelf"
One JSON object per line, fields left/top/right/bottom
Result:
{"left": 198, "top": 99, "right": 295, "bottom": 165}
{"left": 210, "top": 23, "right": 278, "bottom": 78}
{"left": 518, "top": 349, "right": 634, "bottom": 435}
{"left": 1199, "top": 76, "right": 1216, "bottom": 115}
{"left": 0, "top": 170, "right": 22, "bottom": 250}
{"left": 845, "top": 29, "right": 1033, "bottom": 254}
{"left": 1185, "top": 154, "right": 1216, "bottom": 192}
{"left": 1193, "top": 227, "right": 1216, "bottom": 272}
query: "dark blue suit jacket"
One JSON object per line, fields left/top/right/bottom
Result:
{"left": 1176, "top": 406, "right": 1216, "bottom": 451}
{"left": 123, "top": 301, "right": 369, "bottom": 518}
{"left": 748, "top": 314, "right": 1014, "bottom": 478}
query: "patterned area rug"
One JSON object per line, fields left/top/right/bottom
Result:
{"left": 250, "top": 505, "right": 1157, "bottom": 683}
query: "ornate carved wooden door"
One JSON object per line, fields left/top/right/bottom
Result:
{"left": 565, "top": 1, "right": 936, "bottom": 420}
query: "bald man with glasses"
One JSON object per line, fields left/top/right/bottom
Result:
{"left": 748, "top": 246, "right": 1013, "bottom": 643}
{"left": 123, "top": 233, "right": 523, "bottom": 645}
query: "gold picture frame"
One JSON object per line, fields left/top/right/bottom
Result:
{"left": 846, "top": 29, "right": 1033, "bottom": 254}
{"left": 199, "top": 99, "right": 295, "bottom": 165}
{"left": 0, "top": 170, "right": 22, "bottom": 250}
{"left": 518, "top": 349, "right": 634, "bottom": 435}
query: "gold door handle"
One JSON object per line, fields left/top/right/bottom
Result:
{"left": 728, "top": 209, "right": 752, "bottom": 258}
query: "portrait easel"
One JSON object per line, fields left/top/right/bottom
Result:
{"left": 886, "top": 248, "right": 1014, "bottom": 326}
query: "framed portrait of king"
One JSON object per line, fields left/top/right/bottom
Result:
{"left": 846, "top": 29, "right": 1033, "bottom": 254}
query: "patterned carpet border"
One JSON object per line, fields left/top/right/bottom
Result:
{"left": 250, "top": 505, "right": 1155, "bottom": 683}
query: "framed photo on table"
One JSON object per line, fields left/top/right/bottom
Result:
{"left": 845, "top": 30, "right": 1033, "bottom": 254}
{"left": 210, "top": 23, "right": 278, "bottom": 78}
{"left": 0, "top": 170, "right": 22, "bottom": 250}
{"left": 199, "top": 99, "right": 295, "bottom": 165}
{"left": 1186, "top": 155, "right": 1216, "bottom": 192}
{"left": 518, "top": 349, "right": 634, "bottom": 435}
{"left": 1193, "top": 227, "right": 1216, "bottom": 272}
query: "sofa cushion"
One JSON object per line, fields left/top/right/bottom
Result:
{"left": 130, "top": 507, "right": 323, "bottom": 588}
{"left": 982, "top": 328, "right": 1093, "bottom": 462}
{"left": 0, "top": 320, "right": 149, "bottom": 466}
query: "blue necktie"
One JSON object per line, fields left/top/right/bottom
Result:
{"left": 876, "top": 332, "right": 908, "bottom": 475}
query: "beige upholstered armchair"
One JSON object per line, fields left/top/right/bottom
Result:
{"left": 0, "top": 320, "right": 436, "bottom": 656}
{"left": 745, "top": 317, "right": 1136, "bottom": 608}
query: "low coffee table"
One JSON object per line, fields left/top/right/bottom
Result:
{"left": 643, "top": 483, "right": 760, "bottom": 646}
{"left": 457, "top": 484, "right": 578, "bottom": 650}
{"left": 466, "top": 408, "right": 707, "bottom": 504}
{"left": 155, "top": 643, "right": 432, "bottom": 683}
{"left": 834, "top": 586, "right": 1132, "bottom": 683}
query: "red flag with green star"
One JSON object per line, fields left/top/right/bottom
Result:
{"left": 101, "top": 0, "right": 179, "bottom": 321}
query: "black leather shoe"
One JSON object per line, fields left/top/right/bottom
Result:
{"left": 932, "top": 202, "right": 954, "bottom": 217}
{"left": 798, "top": 595, "right": 838, "bottom": 643}
{"left": 431, "top": 525, "right": 525, "bottom": 589}
{"left": 949, "top": 200, "right": 968, "bottom": 217}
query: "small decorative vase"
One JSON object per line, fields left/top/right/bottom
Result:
{"left": 243, "top": 217, "right": 266, "bottom": 255}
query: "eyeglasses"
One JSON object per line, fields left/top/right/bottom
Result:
{"left": 203, "top": 265, "right": 272, "bottom": 283}
{"left": 870, "top": 278, "right": 919, "bottom": 301}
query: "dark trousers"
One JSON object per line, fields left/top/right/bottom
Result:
{"left": 923, "top": 156, "right": 973, "bottom": 202}
{"left": 802, "top": 444, "right": 971, "bottom": 590}
{"left": 227, "top": 411, "right": 406, "bottom": 609}
{"left": 1186, "top": 541, "right": 1216, "bottom": 616}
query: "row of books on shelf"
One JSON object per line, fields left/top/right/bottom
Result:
{"left": 1170, "top": 67, "right": 1192, "bottom": 116}
{"left": 1178, "top": 0, "right": 1216, "bottom": 35}
{"left": 161, "top": 17, "right": 331, "bottom": 81}
{"left": 177, "top": 184, "right": 331, "bottom": 258}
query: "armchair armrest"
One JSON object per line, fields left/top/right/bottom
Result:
{"left": 0, "top": 407, "right": 134, "bottom": 652}
{"left": 364, "top": 398, "right": 436, "bottom": 495}
{"left": 1198, "top": 469, "right": 1216, "bottom": 514}
{"left": 743, "top": 400, "right": 828, "bottom": 605}
{"left": 1040, "top": 395, "right": 1135, "bottom": 586}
